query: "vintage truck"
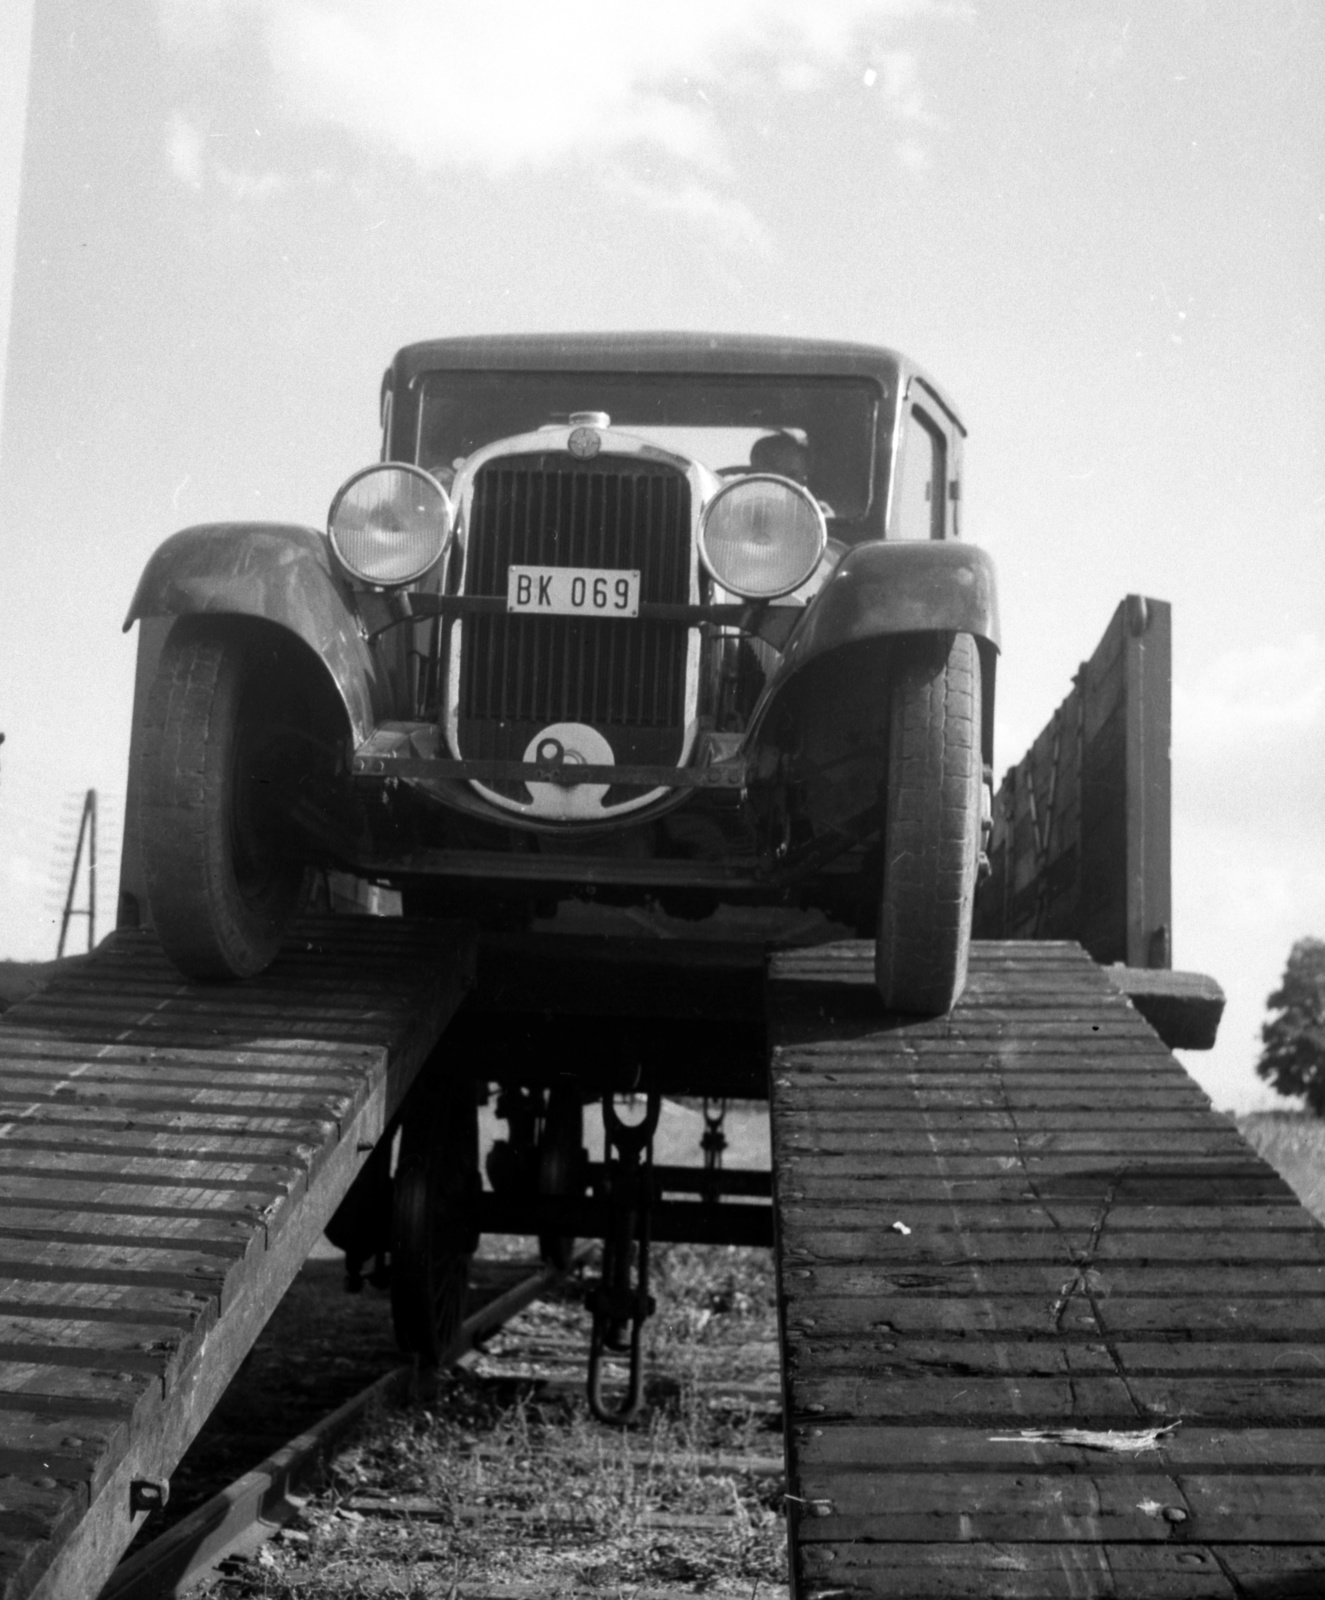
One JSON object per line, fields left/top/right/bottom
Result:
{"left": 124, "top": 333, "right": 999, "bottom": 1014}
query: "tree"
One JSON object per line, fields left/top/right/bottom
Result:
{"left": 1256, "top": 937, "right": 1325, "bottom": 1113}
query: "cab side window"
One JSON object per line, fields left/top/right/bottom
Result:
{"left": 892, "top": 407, "right": 946, "bottom": 540}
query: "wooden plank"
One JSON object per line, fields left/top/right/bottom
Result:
{"left": 0, "top": 1210, "right": 251, "bottom": 1250}
{"left": 11, "top": 992, "right": 422, "bottom": 1031}
{"left": 0, "top": 1108, "right": 338, "bottom": 1141}
{"left": 786, "top": 1293, "right": 1325, "bottom": 1338}
{"left": 782, "top": 1175, "right": 1300, "bottom": 1207}
{"left": 0, "top": 1126, "right": 324, "bottom": 1164}
{"left": 771, "top": 1076, "right": 1212, "bottom": 1096}
{"left": 772, "top": 1036, "right": 1180, "bottom": 1057}
{"left": 0, "top": 1231, "right": 249, "bottom": 1278}
{"left": 791, "top": 1373, "right": 1325, "bottom": 1423}
{"left": 0, "top": 1153, "right": 304, "bottom": 1190}
{"left": 788, "top": 1339, "right": 1325, "bottom": 1378}
{"left": 774, "top": 1020, "right": 1169, "bottom": 1043}
{"left": 783, "top": 1089, "right": 1216, "bottom": 1114}
{"left": 792, "top": 1425, "right": 1325, "bottom": 1471}
{"left": 1, "top": 1012, "right": 413, "bottom": 1046}
{"left": 776, "top": 1126, "right": 1250, "bottom": 1155}
{"left": 0, "top": 1036, "right": 380, "bottom": 1069}
{"left": 0, "top": 1280, "right": 218, "bottom": 1326}
{"left": 0, "top": 1177, "right": 283, "bottom": 1218}
{"left": 0, "top": 1080, "right": 361, "bottom": 1120}
{"left": 799, "top": 1542, "right": 1238, "bottom": 1600}
{"left": 778, "top": 1202, "right": 1319, "bottom": 1231}
{"left": 781, "top": 1259, "right": 1325, "bottom": 1299}
{"left": 791, "top": 1471, "right": 1325, "bottom": 1544}
{"left": 19, "top": 1060, "right": 337, "bottom": 1101}
{"left": 775, "top": 1154, "right": 1279, "bottom": 1181}
{"left": 777, "top": 1106, "right": 1221, "bottom": 1128}
{"left": 781, "top": 1225, "right": 1325, "bottom": 1262}
{"left": 47, "top": 951, "right": 452, "bottom": 988}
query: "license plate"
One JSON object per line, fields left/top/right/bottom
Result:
{"left": 507, "top": 565, "right": 641, "bottom": 618}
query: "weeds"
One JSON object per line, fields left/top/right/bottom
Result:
{"left": 196, "top": 1245, "right": 787, "bottom": 1598}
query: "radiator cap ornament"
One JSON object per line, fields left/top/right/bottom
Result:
{"left": 567, "top": 412, "right": 608, "bottom": 459}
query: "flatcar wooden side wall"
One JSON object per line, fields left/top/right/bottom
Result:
{"left": 974, "top": 596, "right": 1172, "bottom": 969}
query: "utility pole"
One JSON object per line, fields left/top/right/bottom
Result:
{"left": 57, "top": 789, "right": 97, "bottom": 957}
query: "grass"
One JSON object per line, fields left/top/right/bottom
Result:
{"left": 1237, "top": 1110, "right": 1325, "bottom": 1225}
{"left": 194, "top": 1245, "right": 788, "bottom": 1598}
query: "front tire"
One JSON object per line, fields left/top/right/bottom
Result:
{"left": 875, "top": 632, "right": 982, "bottom": 1015}
{"left": 138, "top": 618, "right": 308, "bottom": 980}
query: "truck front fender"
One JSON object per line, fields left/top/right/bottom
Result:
{"left": 744, "top": 540, "right": 1000, "bottom": 786}
{"left": 124, "top": 523, "right": 383, "bottom": 744}
{"left": 780, "top": 539, "right": 999, "bottom": 675}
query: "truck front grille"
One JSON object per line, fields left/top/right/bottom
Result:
{"left": 456, "top": 453, "right": 691, "bottom": 777}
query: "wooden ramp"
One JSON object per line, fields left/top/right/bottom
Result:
{"left": 769, "top": 940, "right": 1325, "bottom": 1599}
{"left": 0, "top": 916, "right": 472, "bottom": 1600}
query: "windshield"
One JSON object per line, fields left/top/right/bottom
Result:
{"left": 415, "top": 371, "right": 882, "bottom": 521}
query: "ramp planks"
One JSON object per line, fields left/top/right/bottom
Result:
{"left": 0, "top": 916, "right": 472, "bottom": 1600}
{"left": 769, "top": 940, "right": 1325, "bottom": 1599}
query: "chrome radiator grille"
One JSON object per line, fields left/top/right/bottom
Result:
{"left": 457, "top": 454, "right": 691, "bottom": 767}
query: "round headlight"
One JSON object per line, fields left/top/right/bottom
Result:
{"left": 328, "top": 464, "right": 452, "bottom": 587}
{"left": 698, "top": 476, "right": 827, "bottom": 600}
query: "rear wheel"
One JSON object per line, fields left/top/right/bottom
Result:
{"left": 138, "top": 618, "right": 308, "bottom": 980}
{"left": 537, "top": 1081, "right": 585, "bottom": 1270}
{"left": 875, "top": 632, "right": 982, "bottom": 1015}
{"left": 391, "top": 1076, "right": 479, "bottom": 1365}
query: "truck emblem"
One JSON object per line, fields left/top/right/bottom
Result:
{"left": 523, "top": 723, "right": 614, "bottom": 818}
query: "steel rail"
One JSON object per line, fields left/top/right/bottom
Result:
{"left": 99, "top": 1253, "right": 586, "bottom": 1600}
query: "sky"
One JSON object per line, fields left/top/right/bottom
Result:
{"left": 0, "top": 0, "right": 1321, "bottom": 1113}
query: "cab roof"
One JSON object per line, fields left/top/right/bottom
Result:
{"left": 391, "top": 332, "right": 962, "bottom": 432}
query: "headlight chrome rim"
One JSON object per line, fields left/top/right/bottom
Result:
{"left": 328, "top": 462, "right": 453, "bottom": 588}
{"left": 698, "top": 473, "right": 828, "bottom": 600}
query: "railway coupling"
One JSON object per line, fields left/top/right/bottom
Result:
{"left": 586, "top": 1089, "right": 660, "bottom": 1425}
{"left": 490, "top": 1079, "right": 773, "bottom": 1422}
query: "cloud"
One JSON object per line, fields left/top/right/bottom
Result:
{"left": 167, "top": 113, "right": 206, "bottom": 188}
{"left": 895, "top": 136, "right": 931, "bottom": 173}
{"left": 875, "top": 49, "right": 928, "bottom": 121}
{"left": 164, "top": 108, "right": 288, "bottom": 200}
{"left": 604, "top": 170, "right": 773, "bottom": 254}
{"left": 1175, "top": 633, "right": 1324, "bottom": 746}
{"left": 165, "top": 110, "right": 288, "bottom": 200}
{"left": 1173, "top": 633, "right": 1323, "bottom": 840}
{"left": 157, "top": 0, "right": 942, "bottom": 220}
{"left": 213, "top": 164, "right": 287, "bottom": 201}
{"left": 158, "top": 0, "right": 263, "bottom": 52}
{"left": 4, "top": 853, "right": 43, "bottom": 892}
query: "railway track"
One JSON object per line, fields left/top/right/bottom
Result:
{"left": 101, "top": 1241, "right": 788, "bottom": 1598}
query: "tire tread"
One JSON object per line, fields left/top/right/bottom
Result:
{"left": 137, "top": 618, "right": 302, "bottom": 979}
{"left": 875, "top": 632, "right": 982, "bottom": 1014}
